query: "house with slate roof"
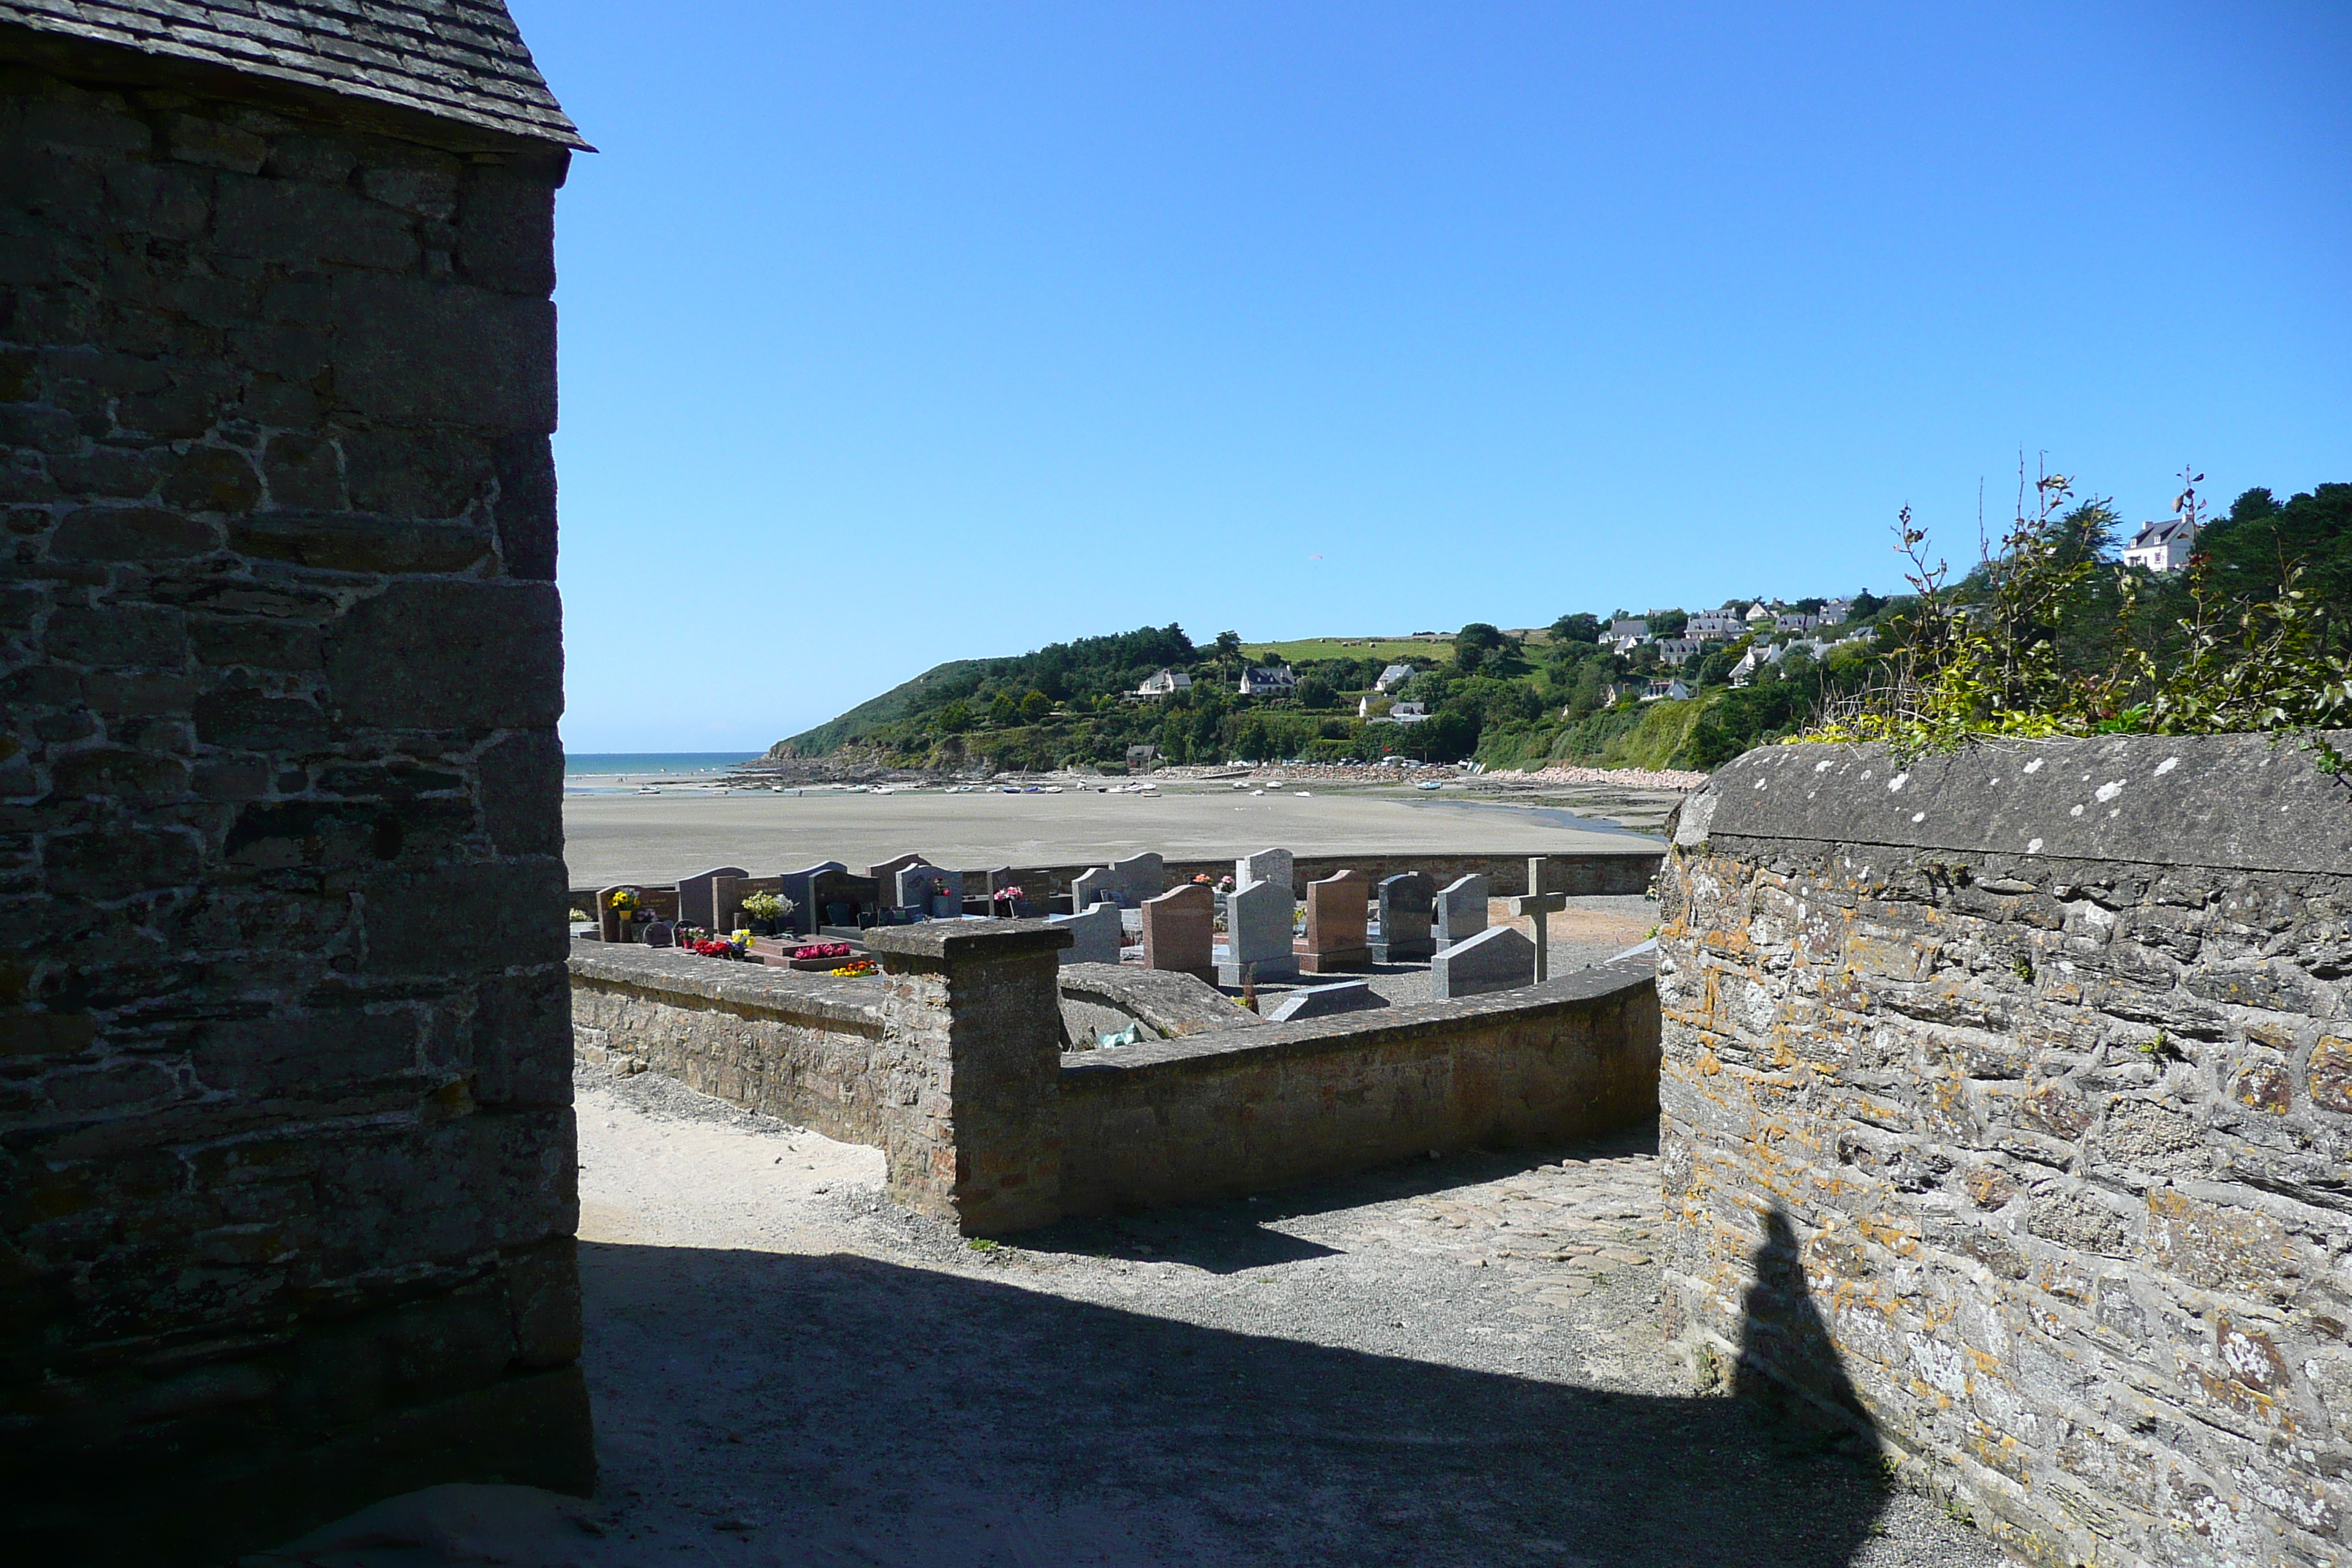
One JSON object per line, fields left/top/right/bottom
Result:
{"left": 1, "top": 6, "right": 589, "bottom": 1561}
{"left": 2123, "top": 516, "right": 2198, "bottom": 572}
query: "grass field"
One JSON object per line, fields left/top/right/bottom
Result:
{"left": 1242, "top": 636, "right": 1453, "bottom": 663}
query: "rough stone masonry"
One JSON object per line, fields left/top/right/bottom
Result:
{"left": 0, "top": 5, "right": 589, "bottom": 1563}
{"left": 1658, "top": 733, "right": 2352, "bottom": 1568}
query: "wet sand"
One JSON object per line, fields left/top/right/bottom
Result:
{"left": 561, "top": 783, "right": 1660, "bottom": 888}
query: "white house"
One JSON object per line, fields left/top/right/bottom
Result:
{"left": 1656, "top": 638, "right": 1705, "bottom": 666}
{"left": 1686, "top": 612, "right": 1745, "bottom": 640}
{"left": 1373, "top": 663, "right": 1417, "bottom": 693}
{"left": 1370, "top": 700, "right": 1429, "bottom": 725}
{"left": 1728, "top": 646, "right": 1769, "bottom": 687}
{"left": 1775, "top": 611, "right": 1823, "bottom": 634}
{"left": 1744, "top": 601, "right": 1776, "bottom": 625}
{"left": 1238, "top": 666, "right": 1296, "bottom": 696}
{"left": 1136, "top": 668, "right": 1192, "bottom": 698}
{"left": 1640, "top": 678, "right": 1692, "bottom": 704}
{"left": 2123, "top": 518, "right": 2198, "bottom": 572}
{"left": 1820, "top": 598, "right": 1855, "bottom": 625}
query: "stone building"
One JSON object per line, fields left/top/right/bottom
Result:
{"left": 0, "top": 4, "right": 587, "bottom": 1561}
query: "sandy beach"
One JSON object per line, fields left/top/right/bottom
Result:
{"left": 561, "top": 780, "right": 1662, "bottom": 887}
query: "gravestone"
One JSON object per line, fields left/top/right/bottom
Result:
{"left": 779, "top": 862, "right": 847, "bottom": 936}
{"left": 1112, "top": 851, "right": 1166, "bottom": 901}
{"left": 1373, "top": 872, "right": 1436, "bottom": 962}
{"left": 1140, "top": 882, "right": 1215, "bottom": 983}
{"left": 1071, "top": 866, "right": 1121, "bottom": 910}
{"left": 1510, "top": 856, "right": 1568, "bottom": 982}
{"left": 867, "top": 853, "right": 931, "bottom": 899}
{"left": 1435, "top": 874, "right": 1490, "bottom": 949}
{"left": 1300, "top": 869, "right": 1373, "bottom": 973}
{"left": 1218, "top": 876, "right": 1300, "bottom": 984}
{"left": 641, "top": 920, "right": 675, "bottom": 949}
{"left": 1236, "top": 847, "right": 1294, "bottom": 899}
{"left": 810, "top": 870, "right": 881, "bottom": 934}
{"left": 894, "top": 862, "right": 962, "bottom": 915}
{"left": 1431, "top": 924, "right": 1535, "bottom": 999}
{"left": 1263, "top": 979, "right": 1390, "bottom": 1023}
{"left": 1049, "top": 901, "right": 1122, "bottom": 965}
{"left": 677, "top": 866, "right": 750, "bottom": 931}
{"left": 595, "top": 884, "right": 633, "bottom": 944}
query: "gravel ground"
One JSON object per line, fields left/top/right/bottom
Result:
{"left": 257, "top": 1064, "right": 2013, "bottom": 1566}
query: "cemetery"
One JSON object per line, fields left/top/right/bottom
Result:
{"left": 569, "top": 838, "right": 1667, "bottom": 1232}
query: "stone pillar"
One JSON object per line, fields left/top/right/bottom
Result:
{"left": 865, "top": 920, "right": 1073, "bottom": 1233}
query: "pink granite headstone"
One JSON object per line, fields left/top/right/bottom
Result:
{"left": 1300, "top": 869, "right": 1373, "bottom": 972}
{"left": 1140, "top": 882, "right": 1215, "bottom": 982}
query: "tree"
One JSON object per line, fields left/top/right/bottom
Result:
{"left": 1297, "top": 674, "right": 1336, "bottom": 709}
{"left": 1019, "top": 690, "right": 1052, "bottom": 723}
{"left": 1548, "top": 612, "right": 1601, "bottom": 644}
{"left": 1454, "top": 622, "right": 1504, "bottom": 675}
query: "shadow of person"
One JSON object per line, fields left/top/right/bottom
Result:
{"left": 1732, "top": 1205, "right": 1881, "bottom": 1460}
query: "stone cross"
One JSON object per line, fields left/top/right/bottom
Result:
{"left": 1140, "top": 882, "right": 1215, "bottom": 981}
{"left": 1510, "top": 858, "right": 1566, "bottom": 982}
{"left": 1434, "top": 874, "right": 1490, "bottom": 950}
{"left": 1300, "top": 869, "right": 1373, "bottom": 973}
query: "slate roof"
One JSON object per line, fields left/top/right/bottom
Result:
{"left": 0, "top": 1, "right": 584, "bottom": 146}
{"left": 2128, "top": 518, "right": 2197, "bottom": 549}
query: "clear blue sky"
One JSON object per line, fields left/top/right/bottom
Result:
{"left": 514, "top": 1, "right": 2351, "bottom": 751}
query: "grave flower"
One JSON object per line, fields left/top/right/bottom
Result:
{"left": 607, "top": 889, "right": 639, "bottom": 913}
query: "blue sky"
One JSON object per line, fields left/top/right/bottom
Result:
{"left": 513, "top": 1, "right": 2352, "bottom": 751}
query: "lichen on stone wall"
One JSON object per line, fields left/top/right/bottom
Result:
{"left": 1659, "top": 734, "right": 2352, "bottom": 1568}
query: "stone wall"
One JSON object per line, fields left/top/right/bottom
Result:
{"left": 1, "top": 50, "right": 584, "bottom": 1564}
{"left": 1057, "top": 956, "right": 1660, "bottom": 1216}
{"left": 1656, "top": 734, "right": 2352, "bottom": 1568}
{"left": 570, "top": 924, "right": 1072, "bottom": 1233}
{"left": 572, "top": 935, "right": 1661, "bottom": 1233}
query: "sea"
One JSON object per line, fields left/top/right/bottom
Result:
{"left": 564, "top": 752, "right": 764, "bottom": 795}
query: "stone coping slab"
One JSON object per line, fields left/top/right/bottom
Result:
{"left": 568, "top": 938, "right": 884, "bottom": 1030}
{"left": 863, "top": 918, "right": 1074, "bottom": 960}
{"left": 1057, "top": 963, "right": 1263, "bottom": 1040}
{"left": 1684, "top": 731, "right": 2352, "bottom": 873}
{"left": 1061, "top": 952, "right": 1656, "bottom": 1079}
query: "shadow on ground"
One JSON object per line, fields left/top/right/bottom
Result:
{"left": 1012, "top": 1127, "right": 1662, "bottom": 1275}
{"left": 581, "top": 1209, "right": 1885, "bottom": 1567}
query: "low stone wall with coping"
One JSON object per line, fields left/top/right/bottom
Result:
{"left": 1056, "top": 955, "right": 1660, "bottom": 1216}
{"left": 570, "top": 937, "right": 1661, "bottom": 1233}
{"left": 1656, "top": 733, "right": 2352, "bottom": 1568}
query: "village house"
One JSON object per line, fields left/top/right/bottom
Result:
{"left": 1655, "top": 638, "right": 1704, "bottom": 666}
{"left": 1137, "top": 668, "right": 1193, "bottom": 697}
{"left": 1374, "top": 661, "right": 1417, "bottom": 692}
{"left": 1640, "top": 677, "right": 1692, "bottom": 703}
{"left": 1684, "top": 611, "right": 1745, "bottom": 639}
{"left": 1743, "top": 600, "right": 1776, "bottom": 625}
{"left": 2122, "top": 516, "right": 2198, "bottom": 571}
{"left": 1774, "top": 611, "right": 1823, "bottom": 633}
{"left": 1237, "top": 665, "right": 1296, "bottom": 696}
